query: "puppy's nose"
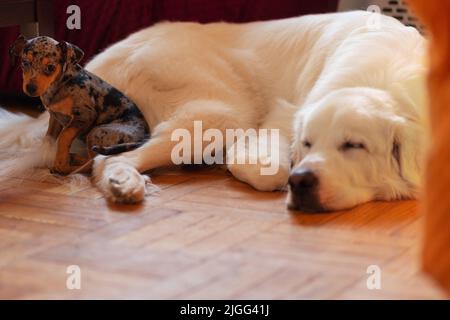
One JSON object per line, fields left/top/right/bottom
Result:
{"left": 26, "top": 83, "right": 37, "bottom": 95}
{"left": 288, "top": 169, "right": 318, "bottom": 190}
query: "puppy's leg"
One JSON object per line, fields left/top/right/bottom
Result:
{"left": 227, "top": 100, "right": 296, "bottom": 191}
{"left": 86, "top": 123, "right": 148, "bottom": 158}
{"left": 51, "top": 126, "right": 83, "bottom": 175}
{"left": 69, "top": 123, "right": 148, "bottom": 175}
{"left": 46, "top": 112, "right": 63, "bottom": 140}
{"left": 93, "top": 100, "right": 246, "bottom": 203}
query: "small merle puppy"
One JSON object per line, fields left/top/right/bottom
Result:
{"left": 9, "top": 35, "right": 149, "bottom": 175}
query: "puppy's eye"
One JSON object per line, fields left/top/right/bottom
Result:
{"left": 302, "top": 140, "right": 312, "bottom": 148}
{"left": 340, "top": 141, "right": 366, "bottom": 151}
{"left": 45, "top": 64, "right": 56, "bottom": 74}
{"left": 21, "top": 61, "right": 30, "bottom": 69}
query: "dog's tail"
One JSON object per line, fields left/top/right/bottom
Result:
{"left": 92, "top": 141, "right": 145, "bottom": 156}
{"left": 0, "top": 108, "right": 56, "bottom": 179}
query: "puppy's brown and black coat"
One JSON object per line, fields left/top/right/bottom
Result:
{"left": 10, "top": 35, "right": 149, "bottom": 175}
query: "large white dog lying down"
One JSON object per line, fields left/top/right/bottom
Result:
{"left": 0, "top": 11, "right": 427, "bottom": 212}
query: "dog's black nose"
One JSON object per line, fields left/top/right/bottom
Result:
{"left": 25, "top": 83, "right": 37, "bottom": 95}
{"left": 288, "top": 169, "right": 318, "bottom": 190}
{"left": 288, "top": 169, "right": 322, "bottom": 212}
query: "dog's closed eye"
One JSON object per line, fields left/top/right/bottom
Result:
{"left": 340, "top": 141, "right": 366, "bottom": 152}
{"left": 302, "top": 140, "right": 312, "bottom": 148}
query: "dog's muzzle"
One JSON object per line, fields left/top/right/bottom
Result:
{"left": 25, "top": 83, "right": 37, "bottom": 96}
{"left": 287, "top": 168, "right": 324, "bottom": 212}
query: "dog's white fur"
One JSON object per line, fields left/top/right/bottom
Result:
{"left": 0, "top": 11, "right": 427, "bottom": 210}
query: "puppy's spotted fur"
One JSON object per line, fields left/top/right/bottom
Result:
{"left": 9, "top": 35, "right": 149, "bottom": 175}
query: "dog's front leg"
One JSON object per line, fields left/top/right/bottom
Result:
{"left": 227, "top": 100, "right": 295, "bottom": 191}
{"left": 51, "top": 125, "right": 82, "bottom": 175}
{"left": 45, "top": 112, "right": 63, "bottom": 140}
{"left": 92, "top": 99, "right": 248, "bottom": 203}
{"left": 227, "top": 130, "right": 291, "bottom": 191}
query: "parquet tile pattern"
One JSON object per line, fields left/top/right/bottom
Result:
{"left": 0, "top": 166, "right": 445, "bottom": 299}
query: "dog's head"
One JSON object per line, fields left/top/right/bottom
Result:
{"left": 9, "top": 35, "right": 84, "bottom": 97}
{"left": 288, "top": 87, "right": 425, "bottom": 212}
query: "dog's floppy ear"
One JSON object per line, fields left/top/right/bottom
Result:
{"left": 57, "top": 41, "right": 84, "bottom": 66}
{"left": 9, "top": 35, "right": 27, "bottom": 66}
{"left": 390, "top": 115, "right": 425, "bottom": 190}
{"left": 291, "top": 106, "right": 308, "bottom": 167}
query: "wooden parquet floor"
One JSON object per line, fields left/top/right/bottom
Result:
{"left": 0, "top": 166, "right": 445, "bottom": 299}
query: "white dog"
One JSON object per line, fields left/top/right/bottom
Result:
{"left": 0, "top": 11, "right": 427, "bottom": 211}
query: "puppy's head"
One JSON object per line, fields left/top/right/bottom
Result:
{"left": 288, "top": 87, "right": 424, "bottom": 212}
{"left": 9, "top": 35, "right": 84, "bottom": 97}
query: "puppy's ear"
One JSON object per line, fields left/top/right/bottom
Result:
{"left": 9, "top": 35, "right": 27, "bottom": 66}
{"left": 390, "top": 115, "right": 425, "bottom": 191}
{"left": 57, "top": 41, "right": 84, "bottom": 66}
{"left": 69, "top": 44, "right": 84, "bottom": 64}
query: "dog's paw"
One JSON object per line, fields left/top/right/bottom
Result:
{"left": 227, "top": 155, "right": 289, "bottom": 191}
{"left": 93, "top": 156, "right": 146, "bottom": 204}
{"left": 107, "top": 168, "right": 146, "bottom": 204}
